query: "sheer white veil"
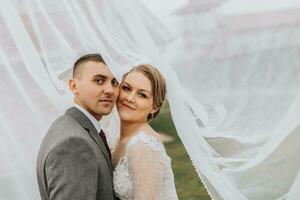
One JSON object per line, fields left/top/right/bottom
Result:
{"left": 0, "top": 0, "right": 300, "bottom": 199}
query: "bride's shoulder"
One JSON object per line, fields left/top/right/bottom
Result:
{"left": 127, "top": 131, "right": 165, "bottom": 153}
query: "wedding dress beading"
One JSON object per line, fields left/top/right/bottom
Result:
{"left": 113, "top": 132, "right": 178, "bottom": 200}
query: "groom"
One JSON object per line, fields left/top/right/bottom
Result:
{"left": 36, "top": 54, "right": 119, "bottom": 200}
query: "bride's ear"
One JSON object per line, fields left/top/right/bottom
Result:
{"left": 151, "top": 105, "right": 159, "bottom": 115}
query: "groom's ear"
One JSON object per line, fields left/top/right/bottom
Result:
{"left": 68, "top": 79, "right": 79, "bottom": 95}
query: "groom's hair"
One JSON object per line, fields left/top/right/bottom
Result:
{"left": 73, "top": 53, "right": 106, "bottom": 78}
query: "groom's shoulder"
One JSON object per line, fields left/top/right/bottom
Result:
{"left": 44, "top": 109, "right": 85, "bottom": 140}
{"left": 41, "top": 112, "right": 88, "bottom": 149}
{"left": 48, "top": 111, "right": 83, "bottom": 134}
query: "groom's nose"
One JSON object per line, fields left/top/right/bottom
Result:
{"left": 103, "top": 82, "right": 114, "bottom": 94}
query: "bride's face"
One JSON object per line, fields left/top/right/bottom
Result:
{"left": 117, "top": 71, "right": 155, "bottom": 123}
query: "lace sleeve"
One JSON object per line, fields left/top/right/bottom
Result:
{"left": 127, "top": 139, "right": 165, "bottom": 200}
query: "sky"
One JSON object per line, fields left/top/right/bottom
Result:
{"left": 140, "top": 0, "right": 187, "bottom": 14}
{"left": 220, "top": 0, "right": 300, "bottom": 15}
{"left": 140, "top": 0, "right": 300, "bottom": 15}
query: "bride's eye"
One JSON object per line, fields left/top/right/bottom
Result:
{"left": 138, "top": 93, "right": 147, "bottom": 98}
{"left": 121, "top": 85, "right": 130, "bottom": 91}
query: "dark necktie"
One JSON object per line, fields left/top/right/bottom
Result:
{"left": 99, "top": 129, "right": 111, "bottom": 160}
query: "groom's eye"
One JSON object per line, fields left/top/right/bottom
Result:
{"left": 112, "top": 79, "right": 119, "bottom": 87}
{"left": 94, "top": 79, "right": 104, "bottom": 84}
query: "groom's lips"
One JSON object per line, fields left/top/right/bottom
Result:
{"left": 99, "top": 99, "right": 113, "bottom": 103}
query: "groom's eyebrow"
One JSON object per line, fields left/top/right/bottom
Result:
{"left": 93, "top": 74, "right": 107, "bottom": 79}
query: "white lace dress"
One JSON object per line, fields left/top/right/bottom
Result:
{"left": 113, "top": 132, "right": 178, "bottom": 200}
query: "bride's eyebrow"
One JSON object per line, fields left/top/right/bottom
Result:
{"left": 138, "top": 89, "right": 150, "bottom": 93}
{"left": 122, "top": 82, "right": 131, "bottom": 87}
{"left": 122, "top": 81, "right": 151, "bottom": 93}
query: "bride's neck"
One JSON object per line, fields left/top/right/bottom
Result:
{"left": 120, "top": 121, "right": 148, "bottom": 140}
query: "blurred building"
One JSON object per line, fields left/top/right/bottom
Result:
{"left": 166, "top": 0, "right": 300, "bottom": 84}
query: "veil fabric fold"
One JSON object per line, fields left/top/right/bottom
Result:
{"left": 0, "top": 0, "right": 299, "bottom": 199}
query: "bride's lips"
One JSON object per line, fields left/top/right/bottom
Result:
{"left": 121, "top": 102, "right": 135, "bottom": 110}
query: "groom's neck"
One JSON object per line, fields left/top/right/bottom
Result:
{"left": 74, "top": 101, "right": 102, "bottom": 121}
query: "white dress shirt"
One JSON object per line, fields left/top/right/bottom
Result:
{"left": 74, "top": 103, "right": 102, "bottom": 133}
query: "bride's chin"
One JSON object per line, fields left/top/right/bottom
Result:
{"left": 120, "top": 118, "right": 135, "bottom": 124}
{"left": 119, "top": 113, "right": 134, "bottom": 122}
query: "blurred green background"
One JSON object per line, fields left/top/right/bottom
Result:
{"left": 150, "top": 102, "right": 210, "bottom": 200}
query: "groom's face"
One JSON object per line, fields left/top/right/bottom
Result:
{"left": 69, "top": 61, "right": 119, "bottom": 120}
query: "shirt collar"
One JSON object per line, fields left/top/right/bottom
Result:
{"left": 74, "top": 103, "right": 102, "bottom": 133}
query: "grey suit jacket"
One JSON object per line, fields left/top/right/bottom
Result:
{"left": 36, "top": 107, "right": 116, "bottom": 200}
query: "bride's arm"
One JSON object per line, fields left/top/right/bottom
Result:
{"left": 128, "top": 142, "right": 165, "bottom": 200}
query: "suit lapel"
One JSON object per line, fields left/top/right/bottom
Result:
{"left": 66, "top": 107, "right": 112, "bottom": 171}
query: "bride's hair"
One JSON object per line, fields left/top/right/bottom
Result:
{"left": 122, "top": 64, "right": 166, "bottom": 121}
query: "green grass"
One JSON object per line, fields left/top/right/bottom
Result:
{"left": 150, "top": 102, "right": 211, "bottom": 200}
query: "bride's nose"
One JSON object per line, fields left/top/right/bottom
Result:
{"left": 126, "top": 92, "right": 135, "bottom": 103}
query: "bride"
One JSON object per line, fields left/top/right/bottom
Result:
{"left": 112, "top": 64, "right": 178, "bottom": 200}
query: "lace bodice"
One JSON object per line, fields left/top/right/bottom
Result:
{"left": 113, "top": 132, "right": 178, "bottom": 200}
